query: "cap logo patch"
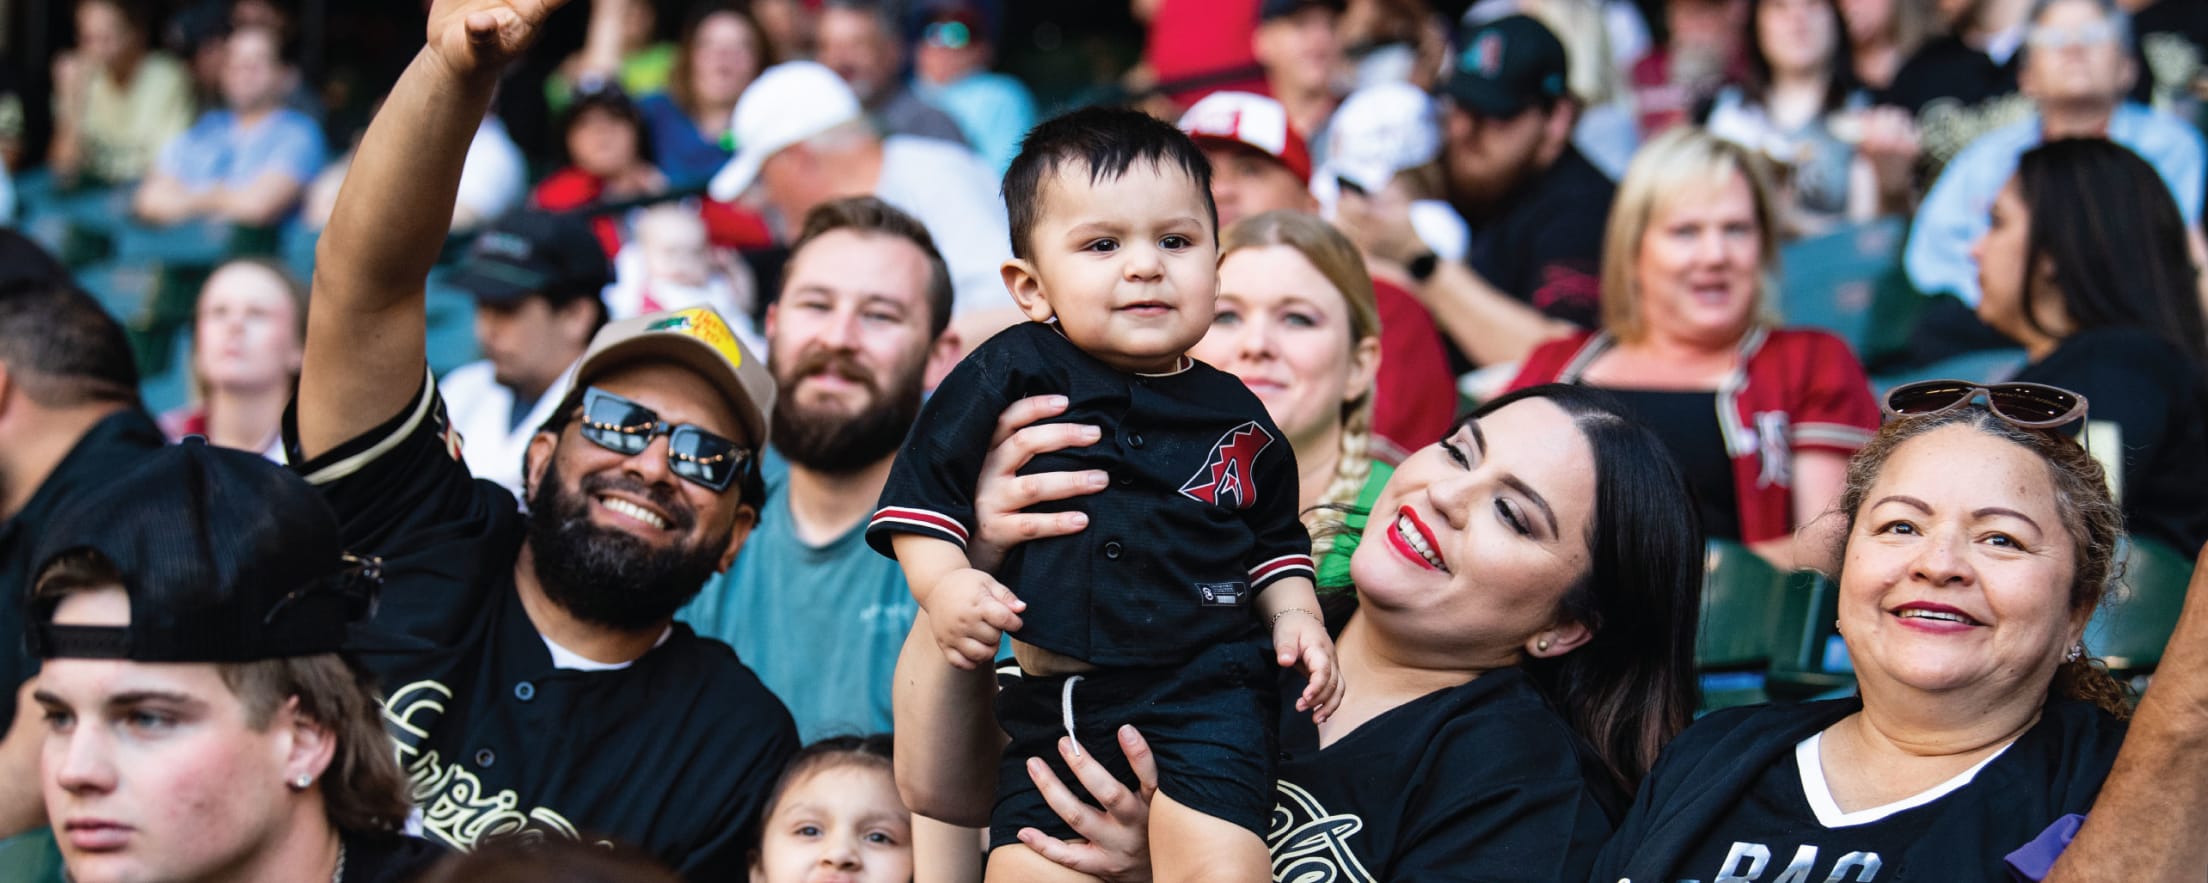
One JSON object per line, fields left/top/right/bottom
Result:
{"left": 652, "top": 306, "right": 746, "bottom": 368}
{"left": 1464, "top": 32, "right": 1505, "bottom": 77}
{"left": 475, "top": 231, "right": 533, "bottom": 260}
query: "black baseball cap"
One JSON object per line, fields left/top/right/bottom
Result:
{"left": 26, "top": 442, "right": 379, "bottom": 663}
{"left": 1259, "top": 0, "right": 1344, "bottom": 22}
{"left": 1442, "top": 15, "right": 1571, "bottom": 119}
{"left": 448, "top": 211, "right": 613, "bottom": 308}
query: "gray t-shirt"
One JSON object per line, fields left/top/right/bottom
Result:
{"left": 874, "top": 134, "right": 1015, "bottom": 318}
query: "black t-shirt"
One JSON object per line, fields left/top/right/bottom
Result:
{"left": 343, "top": 831, "right": 449, "bottom": 883}
{"left": 2013, "top": 327, "right": 2208, "bottom": 552}
{"left": 1886, "top": 37, "right": 2022, "bottom": 117}
{"left": 2135, "top": 0, "right": 2208, "bottom": 98}
{"left": 1465, "top": 146, "right": 1612, "bottom": 340}
{"left": 867, "top": 322, "right": 1314, "bottom": 667}
{"left": 1672, "top": 734, "right": 1984, "bottom": 883}
{"left": 0, "top": 409, "right": 165, "bottom": 727}
{"left": 1600, "top": 389, "right": 1743, "bottom": 541}
{"left": 1269, "top": 666, "right": 1619, "bottom": 882}
{"left": 285, "top": 376, "right": 798, "bottom": 879}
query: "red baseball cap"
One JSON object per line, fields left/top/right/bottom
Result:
{"left": 1176, "top": 91, "right": 1314, "bottom": 184}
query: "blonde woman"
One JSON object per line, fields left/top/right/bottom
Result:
{"left": 1508, "top": 127, "right": 1879, "bottom": 570}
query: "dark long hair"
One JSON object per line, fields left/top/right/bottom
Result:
{"left": 1314, "top": 386, "right": 1703, "bottom": 793}
{"left": 666, "top": 1, "right": 775, "bottom": 120}
{"left": 2013, "top": 138, "right": 2208, "bottom": 364}
{"left": 1742, "top": 0, "right": 1859, "bottom": 114}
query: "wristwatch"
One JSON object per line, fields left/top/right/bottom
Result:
{"left": 1407, "top": 251, "right": 1439, "bottom": 284}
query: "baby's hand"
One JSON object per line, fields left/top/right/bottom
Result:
{"left": 1272, "top": 609, "right": 1342, "bottom": 722}
{"left": 923, "top": 568, "right": 1024, "bottom": 670}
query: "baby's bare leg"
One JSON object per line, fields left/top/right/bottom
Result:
{"left": 1150, "top": 791, "right": 1269, "bottom": 883}
{"left": 986, "top": 842, "right": 1107, "bottom": 883}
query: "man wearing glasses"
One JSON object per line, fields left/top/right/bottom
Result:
{"left": 284, "top": 0, "right": 795, "bottom": 876}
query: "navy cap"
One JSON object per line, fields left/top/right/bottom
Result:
{"left": 448, "top": 211, "right": 612, "bottom": 308}
{"left": 27, "top": 442, "right": 379, "bottom": 663}
{"left": 1443, "top": 15, "right": 1571, "bottom": 119}
{"left": 1260, "top": 0, "right": 1345, "bottom": 22}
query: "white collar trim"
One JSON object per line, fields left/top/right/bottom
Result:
{"left": 1796, "top": 731, "right": 2012, "bottom": 828}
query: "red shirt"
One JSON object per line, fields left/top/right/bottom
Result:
{"left": 1369, "top": 278, "right": 1458, "bottom": 464}
{"left": 1145, "top": 0, "right": 1269, "bottom": 107}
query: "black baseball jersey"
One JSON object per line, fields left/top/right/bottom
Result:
{"left": 1269, "top": 666, "right": 1619, "bottom": 882}
{"left": 865, "top": 321, "right": 1315, "bottom": 667}
{"left": 343, "top": 831, "right": 449, "bottom": 883}
{"left": 1592, "top": 698, "right": 2125, "bottom": 883}
{"left": 284, "top": 374, "right": 798, "bottom": 880}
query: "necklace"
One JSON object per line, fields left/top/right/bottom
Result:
{"left": 333, "top": 840, "right": 347, "bottom": 883}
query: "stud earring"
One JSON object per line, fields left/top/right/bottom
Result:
{"left": 1536, "top": 638, "right": 1551, "bottom": 652}
{"left": 2066, "top": 643, "right": 2084, "bottom": 663}
{"left": 291, "top": 774, "right": 313, "bottom": 790}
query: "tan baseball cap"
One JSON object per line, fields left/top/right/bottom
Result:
{"left": 562, "top": 306, "right": 775, "bottom": 448}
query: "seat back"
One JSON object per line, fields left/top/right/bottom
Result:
{"left": 1697, "top": 540, "right": 1785, "bottom": 669}
{"left": 2086, "top": 537, "right": 2197, "bottom": 674}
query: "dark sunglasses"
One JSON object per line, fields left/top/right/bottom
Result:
{"left": 1881, "top": 380, "right": 2090, "bottom": 429}
{"left": 578, "top": 388, "right": 754, "bottom": 493}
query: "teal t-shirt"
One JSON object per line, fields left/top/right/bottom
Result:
{"left": 679, "top": 456, "right": 917, "bottom": 740}
{"left": 1317, "top": 460, "right": 1393, "bottom": 591}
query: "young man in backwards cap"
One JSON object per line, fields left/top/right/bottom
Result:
{"left": 285, "top": 0, "right": 795, "bottom": 874}
{"left": 28, "top": 442, "right": 441, "bottom": 883}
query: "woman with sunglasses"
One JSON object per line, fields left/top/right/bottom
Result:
{"left": 1591, "top": 381, "right": 2135, "bottom": 883}
{"left": 1970, "top": 137, "right": 2208, "bottom": 554}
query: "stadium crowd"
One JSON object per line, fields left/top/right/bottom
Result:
{"left": 0, "top": 0, "right": 2206, "bottom": 880}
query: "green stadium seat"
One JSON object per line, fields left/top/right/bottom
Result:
{"left": 1776, "top": 218, "right": 1925, "bottom": 366}
{"left": 1765, "top": 569, "right": 1855, "bottom": 701}
{"left": 1698, "top": 540, "right": 1788, "bottom": 710}
{"left": 2086, "top": 536, "right": 2197, "bottom": 675}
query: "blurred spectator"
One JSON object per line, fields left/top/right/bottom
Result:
{"left": 547, "top": 0, "right": 678, "bottom": 115}
{"left": 637, "top": 3, "right": 772, "bottom": 189}
{"left": 1631, "top": 0, "right": 1751, "bottom": 135}
{"left": 0, "top": 162, "right": 12, "bottom": 224}
{"left": 1314, "top": 82, "right": 1471, "bottom": 264}
{"left": 1906, "top": 0, "right": 2204, "bottom": 308}
{"left": 1707, "top": 0, "right": 1901, "bottom": 235}
{"left": 1509, "top": 128, "right": 1877, "bottom": 570}
{"left": 1973, "top": 138, "right": 2208, "bottom": 551}
{"left": 604, "top": 205, "right": 760, "bottom": 350}
{"left": 1886, "top": 0, "right": 2038, "bottom": 166}
{"left": 909, "top": 0, "right": 1037, "bottom": 175}
{"left": 752, "top": 0, "right": 819, "bottom": 61}
{"left": 25, "top": 443, "right": 443, "bottom": 883}
{"left": 0, "top": 65, "right": 31, "bottom": 173}
{"left": 1340, "top": 0, "right": 1447, "bottom": 88}
{"left": 1507, "top": 0, "right": 1644, "bottom": 179}
{"left": 707, "top": 61, "right": 1016, "bottom": 345}
{"left": 0, "top": 272, "right": 156, "bottom": 834}
{"left": 132, "top": 25, "right": 327, "bottom": 228}
{"left": 1137, "top": 0, "right": 1268, "bottom": 109}
{"left": 417, "top": 838, "right": 682, "bottom": 883}
{"left": 1177, "top": 91, "right": 1317, "bottom": 226}
{"left": 1841, "top": 0, "right": 1939, "bottom": 92}
{"left": 438, "top": 212, "right": 611, "bottom": 498}
{"left": 814, "top": 0, "right": 970, "bottom": 145}
{"left": 533, "top": 83, "right": 670, "bottom": 257}
{"left": 681, "top": 197, "right": 958, "bottom": 740}
{"left": 1179, "top": 89, "right": 1458, "bottom": 459}
{"left": 302, "top": 107, "right": 528, "bottom": 234}
{"left": 2131, "top": 0, "right": 2208, "bottom": 119}
{"left": 1253, "top": 0, "right": 1348, "bottom": 163}
{"left": 160, "top": 258, "right": 306, "bottom": 461}
{"left": 1341, "top": 15, "right": 1614, "bottom": 370}
{"left": 47, "top": 0, "right": 195, "bottom": 188}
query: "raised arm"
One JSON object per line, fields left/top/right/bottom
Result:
{"left": 294, "top": 0, "right": 567, "bottom": 460}
{"left": 2043, "top": 544, "right": 2208, "bottom": 881}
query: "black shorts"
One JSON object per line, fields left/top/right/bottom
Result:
{"left": 989, "top": 636, "right": 1278, "bottom": 850}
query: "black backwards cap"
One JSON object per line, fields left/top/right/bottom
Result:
{"left": 26, "top": 441, "right": 380, "bottom": 663}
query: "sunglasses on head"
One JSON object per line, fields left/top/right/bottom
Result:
{"left": 1881, "top": 380, "right": 2090, "bottom": 429}
{"left": 578, "top": 387, "right": 754, "bottom": 493}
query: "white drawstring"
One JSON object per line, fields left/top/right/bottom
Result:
{"left": 1060, "top": 675, "right": 1085, "bottom": 758}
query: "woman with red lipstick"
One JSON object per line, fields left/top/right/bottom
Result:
{"left": 1591, "top": 386, "right": 2135, "bottom": 883}
{"left": 892, "top": 383, "right": 1705, "bottom": 881}
{"left": 1508, "top": 127, "right": 1879, "bottom": 572}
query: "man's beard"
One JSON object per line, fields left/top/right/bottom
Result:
{"left": 524, "top": 457, "right": 730, "bottom": 631}
{"left": 770, "top": 347, "right": 926, "bottom": 475}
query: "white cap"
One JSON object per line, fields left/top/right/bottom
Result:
{"left": 1323, "top": 81, "right": 1442, "bottom": 193}
{"left": 1177, "top": 91, "right": 1312, "bottom": 182}
{"left": 706, "top": 61, "right": 864, "bottom": 202}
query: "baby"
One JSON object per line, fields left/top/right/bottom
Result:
{"left": 867, "top": 107, "right": 1340, "bottom": 881}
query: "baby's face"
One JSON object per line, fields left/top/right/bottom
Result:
{"left": 1024, "top": 161, "right": 1218, "bottom": 374}
{"left": 641, "top": 218, "right": 711, "bottom": 287}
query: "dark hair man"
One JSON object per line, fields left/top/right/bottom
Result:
{"left": 288, "top": 0, "right": 795, "bottom": 874}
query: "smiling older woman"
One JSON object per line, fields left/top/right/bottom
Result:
{"left": 1592, "top": 383, "right": 2134, "bottom": 883}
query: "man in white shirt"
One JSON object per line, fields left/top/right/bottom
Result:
{"left": 438, "top": 211, "right": 612, "bottom": 496}
{"left": 707, "top": 61, "right": 1017, "bottom": 350}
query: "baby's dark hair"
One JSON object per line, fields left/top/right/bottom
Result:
{"left": 759, "top": 733, "right": 898, "bottom": 823}
{"left": 1002, "top": 106, "right": 1218, "bottom": 261}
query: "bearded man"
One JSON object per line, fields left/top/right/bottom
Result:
{"left": 288, "top": 1, "right": 796, "bottom": 874}
{"left": 678, "top": 196, "right": 962, "bottom": 739}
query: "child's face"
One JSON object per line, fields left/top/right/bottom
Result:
{"left": 1014, "top": 160, "right": 1219, "bottom": 374}
{"left": 750, "top": 764, "right": 912, "bottom": 883}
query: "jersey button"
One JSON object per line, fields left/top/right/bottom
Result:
{"left": 514, "top": 682, "right": 536, "bottom": 702}
{"left": 1126, "top": 433, "right": 1145, "bottom": 449}
{"left": 1103, "top": 541, "right": 1123, "bottom": 559}
{"left": 1117, "top": 473, "right": 1133, "bottom": 487}
{"left": 474, "top": 748, "right": 496, "bottom": 768}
